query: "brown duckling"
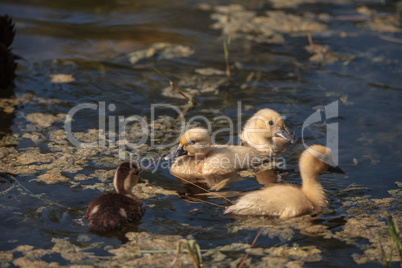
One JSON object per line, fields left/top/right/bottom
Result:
{"left": 241, "top": 108, "right": 294, "bottom": 156}
{"left": 0, "top": 14, "right": 16, "bottom": 91}
{"left": 85, "top": 162, "right": 144, "bottom": 232}
{"left": 165, "top": 127, "right": 268, "bottom": 178}
{"left": 224, "top": 145, "right": 345, "bottom": 218}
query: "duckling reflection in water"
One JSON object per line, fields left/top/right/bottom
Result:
{"left": 241, "top": 108, "right": 294, "bottom": 156}
{"left": 224, "top": 145, "right": 345, "bottom": 218}
{"left": 85, "top": 162, "right": 144, "bottom": 232}
{"left": 177, "top": 172, "right": 246, "bottom": 201}
{"left": 165, "top": 127, "right": 269, "bottom": 178}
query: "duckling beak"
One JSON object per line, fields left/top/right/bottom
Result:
{"left": 328, "top": 165, "right": 346, "bottom": 174}
{"left": 164, "top": 144, "right": 187, "bottom": 160}
{"left": 274, "top": 127, "right": 294, "bottom": 143}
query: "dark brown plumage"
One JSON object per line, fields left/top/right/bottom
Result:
{"left": 0, "top": 14, "right": 16, "bottom": 91}
{"left": 85, "top": 162, "right": 145, "bottom": 232}
{"left": 85, "top": 193, "right": 143, "bottom": 232}
{"left": 0, "top": 15, "right": 15, "bottom": 48}
{"left": 0, "top": 43, "right": 16, "bottom": 90}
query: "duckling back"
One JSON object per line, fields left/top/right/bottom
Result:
{"left": 85, "top": 192, "right": 143, "bottom": 232}
{"left": 224, "top": 185, "right": 313, "bottom": 218}
{"left": 170, "top": 145, "right": 267, "bottom": 178}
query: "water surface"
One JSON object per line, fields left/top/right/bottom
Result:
{"left": 0, "top": 0, "right": 401, "bottom": 266}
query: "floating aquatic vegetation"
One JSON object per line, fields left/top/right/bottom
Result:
{"left": 109, "top": 232, "right": 193, "bottom": 266}
{"left": 0, "top": 134, "right": 19, "bottom": 146}
{"left": 209, "top": 5, "right": 284, "bottom": 44}
{"left": 208, "top": 4, "right": 328, "bottom": 44}
{"left": 355, "top": 6, "right": 401, "bottom": 33}
{"left": 333, "top": 182, "right": 402, "bottom": 265}
{"left": 134, "top": 180, "right": 177, "bottom": 199}
{"left": 22, "top": 132, "right": 46, "bottom": 144}
{"left": 266, "top": 0, "right": 320, "bottom": 9}
{"left": 16, "top": 148, "right": 56, "bottom": 165}
{"left": 26, "top": 112, "right": 66, "bottom": 128}
{"left": 305, "top": 42, "right": 356, "bottom": 65}
{"left": 202, "top": 241, "right": 322, "bottom": 267}
{"left": 128, "top": 43, "right": 195, "bottom": 65}
{"left": 194, "top": 67, "right": 225, "bottom": 76}
{"left": 305, "top": 34, "right": 356, "bottom": 66}
{"left": 52, "top": 237, "right": 96, "bottom": 263}
{"left": 2, "top": 238, "right": 98, "bottom": 267}
{"left": 0, "top": 98, "right": 17, "bottom": 114}
{"left": 0, "top": 93, "right": 61, "bottom": 116}
{"left": 49, "top": 74, "right": 76, "bottom": 83}
{"left": 227, "top": 214, "right": 319, "bottom": 242}
{"left": 35, "top": 169, "right": 69, "bottom": 184}
{"left": 174, "top": 239, "right": 203, "bottom": 268}
{"left": 161, "top": 72, "right": 224, "bottom": 101}
{"left": 81, "top": 182, "right": 114, "bottom": 192}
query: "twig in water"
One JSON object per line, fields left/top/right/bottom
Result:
{"left": 169, "top": 80, "right": 196, "bottom": 120}
{"left": 173, "top": 174, "right": 233, "bottom": 205}
{"left": 0, "top": 183, "right": 16, "bottom": 196}
{"left": 152, "top": 67, "right": 196, "bottom": 120}
{"left": 8, "top": 174, "right": 69, "bottom": 209}
{"left": 139, "top": 154, "right": 165, "bottom": 175}
{"left": 238, "top": 229, "right": 263, "bottom": 268}
{"left": 184, "top": 196, "right": 227, "bottom": 208}
{"left": 379, "top": 35, "right": 402, "bottom": 44}
{"left": 307, "top": 32, "right": 317, "bottom": 49}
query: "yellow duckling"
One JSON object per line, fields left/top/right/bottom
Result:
{"left": 165, "top": 127, "right": 267, "bottom": 178}
{"left": 224, "top": 145, "right": 345, "bottom": 218}
{"left": 241, "top": 108, "right": 294, "bottom": 156}
{"left": 85, "top": 162, "right": 144, "bottom": 232}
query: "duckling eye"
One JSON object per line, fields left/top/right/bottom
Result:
{"left": 188, "top": 140, "right": 195, "bottom": 145}
{"left": 268, "top": 120, "right": 275, "bottom": 126}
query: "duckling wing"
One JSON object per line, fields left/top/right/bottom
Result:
{"left": 203, "top": 146, "right": 267, "bottom": 175}
{"left": 224, "top": 189, "right": 279, "bottom": 216}
{"left": 170, "top": 156, "right": 201, "bottom": 177}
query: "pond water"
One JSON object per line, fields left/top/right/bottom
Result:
{"left": 0, "top": 0, "right": 401, "bottom": 266}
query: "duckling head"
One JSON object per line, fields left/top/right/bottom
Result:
{"left": 113, "top": 162, "right": 140, "bottom": 195}
{"left": 241, "top": 109, "right": 294, "bottom": 155}
{"left": 299, "top": 144, "right": 345, "bottom": 178}
{"left": 0, "top": 15, "right": 16, "bottom": 48}
{"left": 165, "top": 127, "right": 212, "bottom": 161}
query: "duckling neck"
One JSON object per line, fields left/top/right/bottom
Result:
{"left": 245, "top": 132, "right": 273, "bottom": 147}
{"left": 300, "top": 170, "right": 327, "bottom": 211}
{"left": 116, "top": 188, "right": 137, "bottom": 200}
{"left": 114, "top": 174, "right": 134, "bottom": 196}
{"left": 116, "top": 187, "right": 131, "bottom": 196}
